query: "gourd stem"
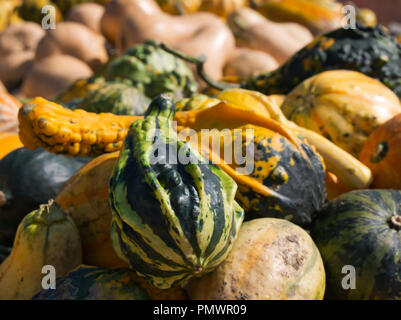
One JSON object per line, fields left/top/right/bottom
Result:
{"left": 0, "top": 191, "right": 6, "bottom": 208}
{"left": 390, "top": 215, "right": 401, "bottom": 230}
{"left": 148, "top": 41, "right": 239, "bottom": 91}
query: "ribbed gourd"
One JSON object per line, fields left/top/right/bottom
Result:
{"left": 77, "top": 81, "right": 151, "bottom": 116}
{"left": 281, "top": 70, "right": 401, "bottom": 157}
{"left": 310, "top": 190, "right": 401, "bottom": 299}
{"left": 109, "top": 94, "right": 244, "bottom": 289}
{"left": 104, "top": 41, "right": 198, "bottom": 101}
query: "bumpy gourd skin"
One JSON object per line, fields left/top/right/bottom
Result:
{"left": 57, "top": 41, "right": 198, "bottom": 115}
{"left": 18, "top": 97, "right": 139, "bottom": 156}
{"left": 109, "top": 94, "right": 244, "bottom": 289}
{"left": 243, "top": 25, "right": 401, "bottom": 98}
{"left": 105, "top": 41, "right": 198, "bottom": 101}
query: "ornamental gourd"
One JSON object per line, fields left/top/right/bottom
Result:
{"left": 0, "top": 148, "right": 90, "bottom": 246}
{"left": 32, "top": 265, "right": 188, "bottom": 300}
{"left": 57, "top": 42, "right": 198, "bottom": 114}
{"left": 109, "top": 94, "right": 244, "bottom": 289}
{"left": 359, "top": 114, "right": 401, "bottom": 189}
{"left": 240, "top": 25, "right": 401, "bottom": 99}
{"left": 253, "top": 0, "right": 343, "bottom": 35}
{"left": 115, "top": 0, "right": 235, "bottom": 80}
{"left": 310, "top": 190, "right": 401, "bottom": 300}
{"left": 281, "top": 70, "right": 401, "bottom": 157}
{"left": 0, "top": 201, "right": 82, "bottom": 300}
{"left": 18, "top": 89, "right": 372, "bottom": 190}
{"left": 32, "top": 266, "right": 150, "bottom": 300}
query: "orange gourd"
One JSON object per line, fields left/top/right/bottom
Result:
{"left": 359, "top": 113, "right": 401, "bottom": 189}
{"left": 325, "top": 171, "right": 351, "bottom": 201}
{"left": 0, "top": 132, "right": 23, "bottom": 159}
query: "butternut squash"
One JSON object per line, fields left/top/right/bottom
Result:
{"left": 35, "top": 22, "right": 108, "bottom": 71}
{"left": 0, "top": 201, "right": 82, "bottom": 300}
{"left": 66, "top": 3, "right": 105, "bottom": 34}
{"left": 115, "top": 0, "right": 235, "bottom": 80}
{"left": 0, "top": 22, "right": 45, "bottom": 59}
{"left": 22, "top": 54, "right": 93, "bottom": 99}
{"left": 227, "top": 7, "right": 313, "bottom": 64}
{"left": 157, "top": 0, "right": 247, "bottom": 17}
{"left": 101, "top": 0, "right": 132, "bottom": 44}
{"left": 0, "top": 51, "right": 34, "bottom": 89}
{"left": 223, "top": 47, "right": 278, "bottom": 79}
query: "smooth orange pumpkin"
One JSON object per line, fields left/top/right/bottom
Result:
{"left": 359, "top": 113, "right": 401, "bottom": 189}
{"left": 0, "top": 132, "right": 23, "bottom": 159}
{"left": 0, "top": 91, "right": 21, "bottom": 133}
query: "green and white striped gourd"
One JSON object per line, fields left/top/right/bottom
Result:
{"left": 109, "top": 94, "right": 244, "bottom": 289}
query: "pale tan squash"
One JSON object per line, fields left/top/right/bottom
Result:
{"left": 0, "top": 51, "right": 34, "bottom": 89}
{"left": 188, "top": 218, "right": 326, "bottom": 300}
{"left": 22, "top": 54, "right": 93, "bottom": 99}
{"left": 227, "top": 8, "right": 313, "bottom": 64}
{"left": 66, "top": 3, "right": 105, "bottom": 34}
{"left": 0, "top": 22, "right": 45, "bottom": 59}
{"left": 223, "top": 47, "right": 278, "bottom": 79}
{"left": 35, "top": 22, "right": 108, "bottom": 71}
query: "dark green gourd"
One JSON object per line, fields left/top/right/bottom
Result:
{"left": 0, "top": 148, "right": 90, "bottom": 247}
{"left": 109, "top": 94, "right": 244, "bottom": 289}
{"left": 242, "top": 24, "right": 401, "bottom": 98}
{"left": 310, "top": 190, "right": 401, "bottom": 300}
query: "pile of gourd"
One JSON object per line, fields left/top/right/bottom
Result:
{"left": 0, "top": 0, "right": 401, "bottom": 300}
